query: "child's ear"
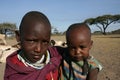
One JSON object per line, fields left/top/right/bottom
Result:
{"left": 15, "top": 30, "right": 20, "bottom": 42}
{"left": 90, "top": 40, "right": 93, "bottom": 49}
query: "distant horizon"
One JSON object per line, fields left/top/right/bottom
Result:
{"left": 0, "top": 0, "right": 120, "bottom": 33}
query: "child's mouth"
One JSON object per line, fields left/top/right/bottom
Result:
{"left": 34, "top": 55, "right": 40, "bottom": 59}
{"left": 73, "top": 55, "right": 83, "bottom": 61}
{"left": 33, "top": 55, "right": 41, "bottom": 60}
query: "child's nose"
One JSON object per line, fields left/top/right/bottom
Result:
{"left": 34, "top": 42, "right": 41, "bottom": 53}
{"left": 75, "top": 48, "right": 82, "bottom": 54}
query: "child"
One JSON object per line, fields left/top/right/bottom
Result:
{"left": 4, "top": 11, "right": 61, "bottom": 80}
{"left": 57, "top": 23, "right": 102, "bottom": 80}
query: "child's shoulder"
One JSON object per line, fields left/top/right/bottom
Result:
{"left": 52, "top": 46, "right": 67, "bottom": 55}
{"left": 87, "top": 56, "right": 103, "bottom": 71}
{"left": 48, "top": 46, "right": 62, "bottom": 59}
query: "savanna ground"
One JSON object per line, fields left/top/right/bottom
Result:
{"left": 0, "top": 35, "right": 120, "bottom": 80}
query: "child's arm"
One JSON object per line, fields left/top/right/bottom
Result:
{"left": 86, "top": 68, "right": 99, "bottom": 80}
{"left": 86, "top": 56, "right": 102, "bottom": 80}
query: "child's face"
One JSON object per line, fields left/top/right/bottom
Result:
{"left": 20, "top": 22, "right": 51, "bottom": 63}
{"left": 67, "top": 28, "right": 92, "bottom": 62}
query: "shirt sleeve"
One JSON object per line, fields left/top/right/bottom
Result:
{"left": 87, "top": 56, "right": 103, "bottom": 71}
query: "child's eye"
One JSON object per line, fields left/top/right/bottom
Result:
{"left": 26, "top": 39, "right": 35, "bottom": 43}
{"left": 25, "top": 38, "right": 37, "bottom": 43}
{"left": 69, "top": 46, "right": 76, "bottom": 50}
{"left": 42, "top": 40, "right": 49, "bottom": 45}
{"left": 79, "top": 46, "right": 86, "bottom": 49}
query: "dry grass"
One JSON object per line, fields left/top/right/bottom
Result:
{"left": 0, "top": 35, "right": 120, "bottom": 80}
{"left": 91, "top": 35, "right": 120, "bottom": 80}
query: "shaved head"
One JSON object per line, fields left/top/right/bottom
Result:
{"left": 19, "top": 11, "right": 51, "bottom": 35}
{"left": 66, "top": 23, "right": 91, "bottom": 43}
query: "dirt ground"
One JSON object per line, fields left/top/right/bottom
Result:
{"left": 0, "top": 35, "right": 120, "bottom": 80}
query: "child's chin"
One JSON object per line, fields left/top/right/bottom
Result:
{"left": 72, "top": 58, "right": 83, "bottom": 62}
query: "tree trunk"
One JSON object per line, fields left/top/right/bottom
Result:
{"left": 103, "top": 28, "right": 107, "bottom": 35}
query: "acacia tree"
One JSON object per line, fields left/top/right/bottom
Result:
{"left": 84, "top": 14, "right": 120, "bottom": 35}
{"left": 53, "top": 27, "right": 59, "bottom": 34}
{"left": 0, "top": 22, "right": 17, "bottom": 34}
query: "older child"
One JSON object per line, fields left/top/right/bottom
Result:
{"left": 4, "top": 11, "right": 61, "bottom": 80}
{"left": 58, "top": 23, "right": 102, "bottom": 80}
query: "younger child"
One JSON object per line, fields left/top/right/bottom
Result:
{"left": 58, "top": 23, "right": 102, "bottom": 80}
{"left": 4, "top": 11, "right": 61, "bottom": 80}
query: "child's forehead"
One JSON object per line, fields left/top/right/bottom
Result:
{"left": 19, "top": 11, "right": 51, "bottom": 32}
{"left": 20, "top": 20, "right": 51, "bottom": 31}
{"left": 70, "top": 26, "right": 90, "bottom": 35}
{"left": 22, "top": 23, "right": 50, "bottom": 32}
{"left": 70, "top": 31, "right": 90, "bottom": 39}
{"left": 67, "top": 26, "right": 91, "bottom": 40}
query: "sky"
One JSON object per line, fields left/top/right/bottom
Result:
{"left": 0, "top": 0, "right": 120, "bottom": 33}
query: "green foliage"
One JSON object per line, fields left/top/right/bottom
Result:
{"left": 0, "top": 22, "right": 17, "bottom": 34}
{"left": 93, "top": 31, "right": 102, "bottom": 35}
{"left": 84, "top": 14, "right": 120, "bottom": 35}
{"left": 111, "top": 29, "right": 120, "bottom": 34}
